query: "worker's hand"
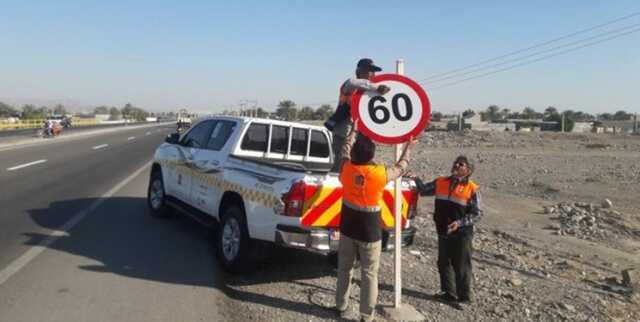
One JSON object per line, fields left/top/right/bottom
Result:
{"left": 352, "top": 117, "right": 360, "bottom": 132}
{"left": 377, "top": 85, "right": 390, "bottom": 95}
{"left": 446, "top": 221, "right": 460, "bottom": 234}
{"left": 406, "top": 135, "right": 420, "bottom": 149}
{"left": 404, "top": 170, "right": 418, "bottom": 179}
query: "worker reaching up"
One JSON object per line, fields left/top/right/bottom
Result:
{"left": 326, "top": 58, "right": 390, "bottom": 172}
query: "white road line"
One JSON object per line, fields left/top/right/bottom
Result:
{"left": 0, "top": 161, "right": 152, "bottom": 286}
{"left": 92, "top": 144, "right": 109, "bottom": 150}
{"left": 145, "top": 132, "right": 151, "bottom": 135}
{"left": 127, "top": 136, "right": 136, "bottom": 141}
{"left": 7, "top": 159, "right": 48, "bottom": 171}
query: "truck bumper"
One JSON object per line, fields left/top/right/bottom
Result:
{"left": 275, "top": 225, "right": 416, "bottom": 254}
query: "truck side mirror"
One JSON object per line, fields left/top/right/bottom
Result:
{"left": 165, "top": 133, "right": 180, "bottom": 144}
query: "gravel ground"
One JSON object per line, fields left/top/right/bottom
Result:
{"left": 219, "top": 131, "right": 640, "bottom": 322}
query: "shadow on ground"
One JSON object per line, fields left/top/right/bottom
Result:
{"left": 25, "top": 196, "right": 340, "bottom": 319}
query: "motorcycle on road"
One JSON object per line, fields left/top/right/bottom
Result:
{"left": 36, "top": 123, "right": 64, "bottom": 138}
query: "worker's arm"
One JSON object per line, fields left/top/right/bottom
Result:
{"left": 459, "top": 191, "right": 484, "bottom": 227}
{"left": 414, "top": 178, "right": 436, "bottom": 196}
{"left": 337, "top": 124, "right": 358, "bottom": 172}
{"left": 343, "top": 78, "right": 390, "bottom": 95}
{"left": 385, "top": 137, "right": 418, "bottom": 182}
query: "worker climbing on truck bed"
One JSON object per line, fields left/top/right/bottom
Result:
{"left": 325, "top": 58, "right": 391, "bottom": 172}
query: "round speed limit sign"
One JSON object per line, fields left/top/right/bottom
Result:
{"left": 351, "top": 74, "right": 430, "bottom": 144}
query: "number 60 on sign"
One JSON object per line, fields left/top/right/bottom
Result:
{"left": 351, "top": 74, "right": 431, "bottom": 144}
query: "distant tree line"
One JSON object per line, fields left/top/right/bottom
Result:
{"left": 425, "top": 106, "right": 636, "bottom": 132}
{"left": 0, "top": 101, "right": 151, "bottom": 121}
{"left": 274, "top": 100, "right": 334, "bottom": 121}
{"left": 223, "top": 100, "right": 335, "bottom": 121}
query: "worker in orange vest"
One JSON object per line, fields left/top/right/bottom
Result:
{"left": 410, "top": 156, "right": 483, "bottom": 308}
{"left": 334, "top": 120, "right": 418, "bottom": 322}
{"left": 325, "top": 58, "right": 390, "bottom": 172}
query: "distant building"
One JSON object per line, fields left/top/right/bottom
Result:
{"left": 505, "top": 119, "right": 559, "bottom": 131}
{"left": 595, "top": 120, "right": 637, "bottom": 134}
{"left": 487, "top": 122, "right": 516, "bottom": 131}
{"left": 464, "top": 113, "right": 490, "bottom": 131}
{"left": 571, "top": 121, "right": 594, "bottom": 133}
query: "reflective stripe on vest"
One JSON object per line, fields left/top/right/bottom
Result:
{"left": 342, "top": 199, "right": 382, "bottom": 213}
{"left": 339, "top": 161, "right": 387, "bottom": 209}
{"left": 434, "top": 177, "right": 478, "bottom": 206}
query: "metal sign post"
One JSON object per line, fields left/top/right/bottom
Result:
{"left": 394, "top": 59, "right": 404, "bottom": 308}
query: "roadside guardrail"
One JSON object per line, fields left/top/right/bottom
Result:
{"left": 0, "top": 118, "right": 99, "bottom": 131}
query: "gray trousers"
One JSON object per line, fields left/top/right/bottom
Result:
{"left": 335, "top": 234, "right": 382, "bottom": 322}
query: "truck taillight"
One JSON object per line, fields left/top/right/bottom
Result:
{"left": 282, "top": 181, "right": 315, "bottom": 217}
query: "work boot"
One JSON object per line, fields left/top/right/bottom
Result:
{"left": 332, "top": 306, "right": 348, "bottom": 319}
{"left": 455, "top": 297, "right": 473, "bottom": 311}
{"left": 434, "top": 292, "right": 457, "bottom": 303}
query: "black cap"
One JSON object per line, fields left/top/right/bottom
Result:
{"left": 357, "top": 58, "right": 382, "bottom": 72}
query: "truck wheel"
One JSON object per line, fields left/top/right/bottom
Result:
{"left": 147, "top": 170, "right": 172, "bottom": 218}
{"left": 217, "top": 205, "right": 251, "bottom": 273}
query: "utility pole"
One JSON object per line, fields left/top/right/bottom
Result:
{"left": 239, "top": 99, "right": 258, "bottom": 117}
{"left": 458, "top": 112, "right": 463, "bottom": 131}
{"left": 634, "top": 113, "right": 638, "bottom": 135}
{"left": 561, "top": 113, "right": 565, "bottom": 133}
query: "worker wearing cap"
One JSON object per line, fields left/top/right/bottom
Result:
{"left": 409, "top": 156, "right": 483, "bottom": 307}
{"left": 334, "top": 121, "right": 418, "bottom": 322}
{"left": 326, "top": 58, "right": 390, "bottom": 172}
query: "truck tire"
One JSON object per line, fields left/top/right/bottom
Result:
{"left": 147, "top": 169, "right": 172, "bottom": 218}
{"left": 216, "top": 205, "right": 252, "bottom": 273}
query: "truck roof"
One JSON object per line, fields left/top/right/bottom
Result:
{"left": 196, "top": 115, "right": 328, "bottom": 131}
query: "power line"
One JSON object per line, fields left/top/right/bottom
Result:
{"left": 422, "top": 22, "right": 640, "bottom": 85}
{"left": 419, "top": 11, "right": 640, "bottom": 82}
{"left": 429, "top": 26, "right": 640, "bottom": 90}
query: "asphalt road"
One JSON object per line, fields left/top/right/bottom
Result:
{"left": 0, "top": 124, "right": 227, "bottom": 321}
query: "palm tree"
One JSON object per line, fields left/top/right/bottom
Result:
{"left": 522, "top": 107, "right": 537, "bottom": 119}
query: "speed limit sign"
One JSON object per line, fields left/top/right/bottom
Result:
{"left": 351, "top": 74, "right": 430, "bottom": 144}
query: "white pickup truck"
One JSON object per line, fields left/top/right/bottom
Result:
{"left": 148, "top": 115, "right": 418, "bottom": 273}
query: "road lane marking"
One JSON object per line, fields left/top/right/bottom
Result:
{"left": 145, "top": 132, "right": 151, "bottom": 135}
{"left": 92, "top": 144, "right": 109, "bottom": 150}
{"left": 127, "top": 136, "right": 136, "bottom": 141}
{"left": 7, "top": 159, "right": 47, "bottom": 171}
{"left": 0, "top": 161, "right": 152, "bottom": 286}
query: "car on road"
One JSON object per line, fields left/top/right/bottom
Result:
{"left": 148, "top": 116, "right": 418, "bottom": 273}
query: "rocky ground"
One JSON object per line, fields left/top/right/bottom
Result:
{"left": 219, "top": 130, "right": 640, "bottom": 322}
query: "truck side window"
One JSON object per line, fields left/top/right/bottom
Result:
{"left": 290, "top": 128, "right": 307, "bottom": 156}
{"left": 180, "top": 120, "right": 215, "bottom": 148}
{"left": 207, "top": 121, "right": 235, "bottom": 151}
{"left": 270, "top": 125, "right": 289, "bottom": 154}
{"left": 241, "top": 123, "right": 268, "bottom": 152}
{"left": 309, "top": 130, "right": 330, "bottom": 158}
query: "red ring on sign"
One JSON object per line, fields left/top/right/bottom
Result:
{"left": 351, "top": 74, "right": 431, "bottom": 144}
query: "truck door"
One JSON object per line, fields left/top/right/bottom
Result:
{"left": 189, "top": 120, "right": 237, "bottom": 215}
{"left": 170, "top": 120, "right": 216, "bottom": 203}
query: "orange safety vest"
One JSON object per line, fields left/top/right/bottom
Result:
{"left": 433, "top": 176, "right": 479, "bottom": 235}
{"left": 340, "top": 162, "right": 387, "bottom": 211}
{"left": 339, "top": 161, "right": 387, "bottom": 242}
{"left": 434, "top": 177, "right": 479, "bottom": 206}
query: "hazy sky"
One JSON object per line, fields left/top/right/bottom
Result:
{"left": 1, "top": 1, "right": 639, "bottom": 114}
